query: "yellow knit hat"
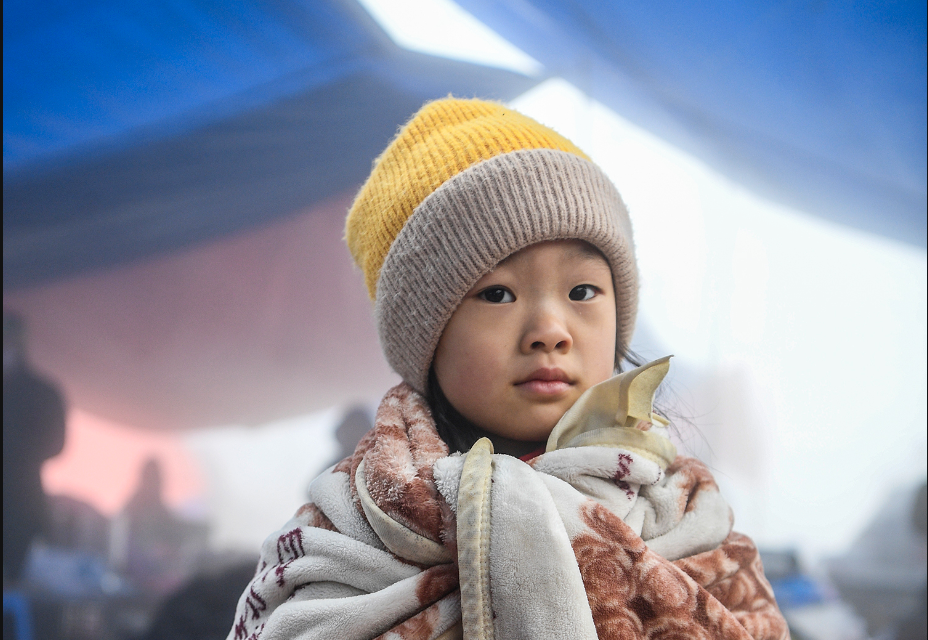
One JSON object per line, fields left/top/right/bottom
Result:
{"left": 346, "top": 97, "right": 638, "bottom": 393}
{"left": 346, "top": 98, "right": 589, "bottom": 299}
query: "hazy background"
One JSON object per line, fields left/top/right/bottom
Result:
{"left": 4, "top": 1, "right": 925, "bottom": 637}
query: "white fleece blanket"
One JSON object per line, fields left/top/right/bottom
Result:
{"left": 229, "top": 378, "right": 787, "bottom": 640}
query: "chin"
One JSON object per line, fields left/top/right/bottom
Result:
{"left": 514, "top": 418, "right": 561, "bottom": 442}
{"left": 484, "top": 402, "right": 567, "bottom": 442}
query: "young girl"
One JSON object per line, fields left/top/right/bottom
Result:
{"left": 229, "top": 99, "right": 788, "bottom": 640}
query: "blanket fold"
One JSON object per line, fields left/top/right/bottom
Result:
{"left": 229, "top": 383, "right": 788, "bottom": 640}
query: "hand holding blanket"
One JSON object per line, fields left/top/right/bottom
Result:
{"left": 229, "top": 376, "right": 788, "bottom": 640}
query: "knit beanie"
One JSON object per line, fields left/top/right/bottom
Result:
{"left": 346, "top": 98, "right": 638, "bottom": 394}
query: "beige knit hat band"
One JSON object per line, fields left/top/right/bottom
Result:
{"left": 375, "top": 148, "right": 638, "bottom": 393}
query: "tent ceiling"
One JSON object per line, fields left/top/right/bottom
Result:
{"left": 3, "top": 0, "right": 925, "bottom": 430}
{"left": 4, "top": 191, "right": 401, "bottom": 431}
{"left": 3, "top": 0, "right": 537, "bottom": 288}
{"left": 5, "top": 0, "right": 925, "bottom": 287}
{"left": 455, "top": 0, "right": 926, "bottom": 247}
{"left": 3, "top": 56, "right": 535, "bottom": 288}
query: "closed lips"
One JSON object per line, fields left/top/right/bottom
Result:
{"left": 516, "top": 368, "right": 572, "bottom": 384}
{"left": 515, "top": 369, "right": 575, "bottom": 394}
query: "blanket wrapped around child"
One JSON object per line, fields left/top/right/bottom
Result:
{"left": 229, "top": 382, "right": 788, "bottom": 640}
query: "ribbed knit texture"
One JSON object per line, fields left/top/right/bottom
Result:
{"left": 377, "top": 148, "right": 637, "bottom": 393}
{"left": 344, "top": 97, "right": 638, "bottom": 391}
{"left": 346, "top": 98, "right": 589, "bottom": 300}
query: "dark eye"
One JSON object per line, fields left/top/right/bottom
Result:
{"left": 569, "top": 285, "right": 597, "bottom": 301}
{"left": 479, "top": 287, "right": 514, "bottom": 303}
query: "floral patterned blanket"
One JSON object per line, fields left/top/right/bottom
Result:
{"left": 228, "top": 382, "right": 788, "bottom": 640}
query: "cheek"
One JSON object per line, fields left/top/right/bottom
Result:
{"left": 433, "top": 314, "right": 509, "bottom": 410}
{"left": 587, "top": 310, "right": 618, "bottom": 379}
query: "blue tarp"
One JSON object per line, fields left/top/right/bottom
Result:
{"left": 458, "top": 0, "right": 926, "bottom": 245}
{"left": 4, "top": 0, "right": 925, "bottom": 288}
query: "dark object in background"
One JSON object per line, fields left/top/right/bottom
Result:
{"left": 893, "top": 585, "right": 926, "bottom": 640}
{"left": 828, "top": 480, "right": 928, "bottom": 638}
{"left": 320, "top": 405, "right": 373, "bottom": 472}
{"left": 3, "top": 592, "right": 33, "bottom": 640}
{"left": 758, "top": 548, "right": 830, "bottom": 611}
{"left": 45, "top": 495, "right": 110, "bottom": 559}
{"left": 111, "top": 458, "right": 209, "bottom": 596}
{"left": 913, "top": 482, "right": 927, "bottom": 536}
{"left": 334, "top": 406, "right": 373, "bottom": 462}
{"left": 894, "top": 481, "right": 926, "bottom": 640}
{"left": 3, "top": 312, "right": 66, "bottom": 582}
{"left": 140, "top": 560, "right": 256, "bottom": 640}
{"left": 307, "top": 405, "right": 373, "bottom": 499}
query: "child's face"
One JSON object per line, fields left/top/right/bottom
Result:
{"left": 433, "top": 240, "right": 617, "bottom": 445}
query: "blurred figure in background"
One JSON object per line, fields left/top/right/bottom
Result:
{"left": 828, "top": 479, "right": 928, "bottom": 640}
{"left": 140, "top": 560, "right": 257, "bottom": 640}
{"left": 110, "top": 457, "right": 199, "bottom": 596}
{"left": 323, "top": 405, "right": 373, "bottom": 471}
{"left": 333, "top": 406, "right": 373, "bottom": 461}
{"left": 895, "top": 481, "right": 926, "bottom": 640}
{"left": 3, "top": 311, "right": 66, "bottom": 584}
{"left": 307, "top": 406, "right": 373, "bottom": 501}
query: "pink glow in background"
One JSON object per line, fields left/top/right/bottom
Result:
{"left": 42, "top": 409, "right": 204, "bottom": 517}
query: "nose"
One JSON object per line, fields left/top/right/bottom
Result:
{"left": 520, "top": 304, "right": 572, "bottom": 354}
